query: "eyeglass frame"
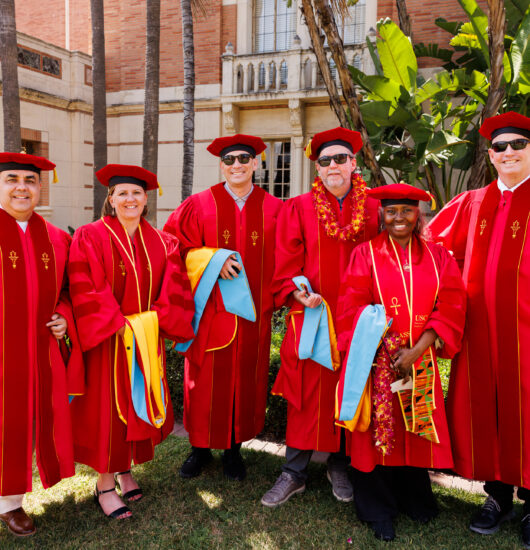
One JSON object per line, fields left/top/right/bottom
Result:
{"left": 315, "top": 153, "right": 354, "bottom": 167}
{"left": 490, "top": 138, "right": 530, "bottom": 153}
{"left": 220, "top": 153, "right": 255, "bottom": 165}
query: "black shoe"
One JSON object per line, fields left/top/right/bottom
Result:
{"left": 369, "top": 520, "right": 395, "bottom": 542}
{"left": 180, "top": 448, "right": 213, "bottom": 478}
{"left": 222, "top": 449, "right": 246, "bottom": 481}
{"left": 469, "top": 496, "right": 515, "bottom": 534}
{"left": 522, "top": 514, "right": 530, "bottom": 548}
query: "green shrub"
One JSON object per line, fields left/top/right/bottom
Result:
{"left": 166, "top": 341, "right": 185, "bottom": 420}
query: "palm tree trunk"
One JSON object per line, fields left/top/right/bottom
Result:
{"left": 313, "top": 0, "right": 386, "bottom": 187}
{"left": 300, "top": 0, "right": 349, "bottom": 128}
{"left": 181, "top": 0, "right": 195, "bottom": 202}
{"left": 468, "top": 0, "right": 505, "bottom": 190}
{"left": 91, "top": 0, "right": 108, "bottom": 219}
{"left": 143, "top": 0, "right": 160, "bottom": 224}
{"left": 0, "top": 0, "right": 21, "bottom": 152}
{"left": 396, "top": 0, "right": 413, "bottom": 39}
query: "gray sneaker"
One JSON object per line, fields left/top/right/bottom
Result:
{"left": 261, "top": 472, "right": 305, "bottom": 508}
{"left": 327, "top": 469, "right": 353, "bottom": 502}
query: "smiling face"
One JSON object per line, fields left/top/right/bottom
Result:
{"left": 383, "top": 203, "right": 420, "bottom": 245}
{"left": 0, "top": 170, "right": 41, "bottom": 221}
{"left": 220, "top": 150, "right": 258, "bottom": 192}
{"left": 315, "top": 145, "right": 356, "bottom": 198}
{"left": 489, "top": 132, "right": 530, "bottom": 187}
{"left": 108, "top": 183, "right": 147, "bottom": 224}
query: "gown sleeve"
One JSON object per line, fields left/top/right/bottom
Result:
{"left": 271, "top": 198, "right": 306, "bottom": 309}
{"left": 423, "top": 243, "right": 467, "bottom": 358}
{"left": 163, "top": 197, "right": 203, "bottom": 258}
{"left": 68, "top": 225, "right": 126, "bottom": 352}
{"left": 151, "top": 232, "right": 195, "bottom": 343}
{"left": 336, "top": 243, "right": 375, "bottom": 352}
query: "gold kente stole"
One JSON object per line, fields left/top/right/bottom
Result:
{"left": 369, "top": 232, "right": 440, "bottom": 443}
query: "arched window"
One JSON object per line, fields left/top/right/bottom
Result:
{"left": 236, "top": 65, "right": 244, "bottom": 93}
{"left": 248, "top": 64, "right": 254, "bottom": 92}
{"left": 353, "top": 54, "right": 362, "bottom": 70}
{"left": 303, "top": 58, "right": 312, "bottom": 89}
{"left": 258, "top": 62, "right": 266, "bottom": 90}
{"left": 254, "top": 0, "right": 296, "bottom": 53}
{"left": 269, "top": 61, "right": 276, "bottom": 89}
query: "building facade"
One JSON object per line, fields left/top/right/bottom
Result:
{"left": 6, "top": 0, "right": 486, "bottom": 230}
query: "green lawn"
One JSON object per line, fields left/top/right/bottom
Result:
{"left": 2, "top": 436, "right": 523, "bottom": 549}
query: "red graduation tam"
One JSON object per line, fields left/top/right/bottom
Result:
{"left": 207, "top": 134, "right": 266, "bottom": 157}
{"left": 479, "top": 111, "right": 530, "bottom": 140}
{"left": 96, "top": 164, "right": 162, "bottom": 195}
{"left": 0, "top": 152, "right": 55, "bottom": 174}
{"left": 367, "top": 183, "right": 433, "bottom": 208}
{"left": 305, "top": 127, "right": 363, "bottom": 161}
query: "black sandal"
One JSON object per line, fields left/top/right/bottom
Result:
{"left": 114, "top": 470, "right": 143, "bottom": 502}
{"left": 94, "top": 484, "right": 132, "bottom": 519}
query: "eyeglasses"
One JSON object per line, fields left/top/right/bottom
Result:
{"left": 316, "top": 153, "right": 353, "bottom": 167}
{"left": 221, "top": 153, "right": 254, "bottom": 165}
{"left": 491, "top": 139, "right": 530, "bottom": 153}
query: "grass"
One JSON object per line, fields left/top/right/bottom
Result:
{"left": 1, "top": 436, "right": 524, "bottom": 549}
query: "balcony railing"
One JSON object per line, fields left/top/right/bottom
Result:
{"left": 221, "top": 42, "right": 365, "bottom": 97}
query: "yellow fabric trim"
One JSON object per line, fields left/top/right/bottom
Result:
{"left": 185, "top": 247, "right": 218, "bottom": 292}
{"left": 336, "top": 375, "right": 372, "bottom": 432}
{"left": 124, "top": 311, "right": 165, "bottom": 427}
{"left": 322, "top": 297, "right": 341, "bottom": 371}
{"left": 114, "top": 334, "right": 128, "bottom": 425}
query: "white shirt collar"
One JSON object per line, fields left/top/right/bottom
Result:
{"left": 497, "top": 174, "right": 530, "bottom": 193}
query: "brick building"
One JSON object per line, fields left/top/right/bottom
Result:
{"left": 5, "top": 0, "right": 487, "bottom": 229}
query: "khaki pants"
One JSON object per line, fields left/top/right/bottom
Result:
{"left": 0, "top": 494, "right": 24, "bottom": 514}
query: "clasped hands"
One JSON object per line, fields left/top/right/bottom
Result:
{"left": 46, "top": 313, "right": 67, "bottom": 339}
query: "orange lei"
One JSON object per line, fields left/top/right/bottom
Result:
{"left": 311, "top": 172, "right": 367, "bottom": 242}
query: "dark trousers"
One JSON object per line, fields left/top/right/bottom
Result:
{"left": 353, "top": 465, "right": 437, "bottom": 522}
{"left": 282, "top": 429, "right": 349, "bottom": 483}
{"left": 485, "top": 480, "right": 530, "bottom": 514}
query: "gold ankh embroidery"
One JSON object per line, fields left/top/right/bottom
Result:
{"left": 390, "top": 297, "right": 401, "bottom": 315}
{"left": 480, "top": 219, "right": 487, "bottom": 236}
{"left": 222, "top": 229, "right": 230, "bottom": 245}
{"left": 119, "top": 260, "right": 126, "bottom": 276}
{"left": 8, "top": 250, "right": 18, "bottom": 269}
{"left": 251, "top": 231, "right": 259, "bottom": 246}
{"left": 41, "top": 253, "right": 50, "bottom": 270}
{"left": 511, "top": 220, "right": 520, "bottom": 239}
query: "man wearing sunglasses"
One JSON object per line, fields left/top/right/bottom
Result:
{"left": 429, "top": 112, "right": 530, "bottom": 546}
{"left": 164, "top": 134, "right": 282, "bottom": 481}
{"left": 261, "top": 127, "right": 380, "bottom": 507}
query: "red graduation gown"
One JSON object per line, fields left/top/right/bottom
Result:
{"left": 429, "top": 178, "right": 530, "bottom": 488}
{"left": 271, "top": 189, "right": 379, "bottom": 452}
{"left": 164, "top": 183, "right": 282, "bottom": 449}
{"left": 337, "top": 231, "right": 466, "bottom": 471}
{"left": 68, "top": 216, "right": 194, "bottom": 473}
{"left": 0, "top": 210, "right": 83, "bottom": 495}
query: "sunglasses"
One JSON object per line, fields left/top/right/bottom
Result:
{"left": 491, "top": 138, "right": 529, "bottom": 153}
{"left": 316, "top": 153, "right": 353, "bottom": 167}
{"left": 221, "top": 153, "right": 254, "bottom": 165}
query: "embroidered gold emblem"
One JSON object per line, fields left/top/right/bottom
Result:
{"left": 119, "top": 260, "right": 126, "bottom": 276}
{"left": 8, "top": 250, "right": 18, "bottom": 269}
{"left": 223, "top": 229, "right": 230, "bottom": 245}
{"left": 480, "top": 219, "right": 487, "bottom": 236}
{"left": 41, "top": 252, "right": 50, "bottom": 270}
{"left": 251, "top": 231, "right": 259, "bottom": 246}
{"left": 390, "top": 297, "right": 401, "bottom": 315}
{"left": 511, "top": 220, "right": 520, "bottom": 239}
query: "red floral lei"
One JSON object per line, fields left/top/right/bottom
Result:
{"left": 372, "top": 334, "right": 401, "bottom": 456}
{"left": 311, "top": 172, "right": 367, "bottom": 242}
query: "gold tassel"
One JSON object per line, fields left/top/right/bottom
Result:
{"left": 260, "top": 150, "right": 266, "bottom": 161}
{"left": 158, "top": 181, "right": 163, "bottom": 196}
{"left": 53, "top": 168, "right": 58, "bottom": 183}
{"left": 428, "top": 192, "right": 436, "bottom": 211}
{"left": 304, "top": 140, "right": 312, "bottom": 159}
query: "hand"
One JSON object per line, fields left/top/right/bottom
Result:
{"left": 293, "top": 289, "right": 323, "bottom": 308}
{"left": 219, "top": 255, "right": 243, "bottom": 280}
{"left": 392, "top": 347, "right": 419, "bottom": 383}
{"left": 46, "top": 313, "right": 67, "bottom": 339}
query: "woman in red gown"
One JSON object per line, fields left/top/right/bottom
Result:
{"left": 68, "top": 165, "right": 194, "bottom": 519}
{"left": 337, "top": 184, "right": 466, "bottom": 541}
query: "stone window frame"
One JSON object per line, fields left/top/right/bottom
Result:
{"left": 17, "top": 44, "right": 62, "bottom": 79}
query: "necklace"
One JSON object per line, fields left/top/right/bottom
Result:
{"left": 311, "top": 172, "right": 367, "bottom": 241}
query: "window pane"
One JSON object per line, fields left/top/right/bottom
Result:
{"left": 18, "top": 47, "right": 41, "bottom": 70}
{"left": 254, "top": 0, "right": 295, "bottom": 53}
{"left": 343, "top": 0, "right": 366, "bottom": 45}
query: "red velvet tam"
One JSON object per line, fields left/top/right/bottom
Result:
{"left": 479, "top": 111, "right": 530, "bottom": 141}
{"left": 96, "top": 164, "right": 160, "bottom": 192}
{"left": 305, "top": 126, "right": 363, "bottom": 161}
{"left": 207, "top": 134, "right": 266, "bottom": 157}
{"left": 0, "top": 152, "right": 55, "bottom": 174}
{"left": 367, "top": 183, "right": 432, "bottom": 207}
